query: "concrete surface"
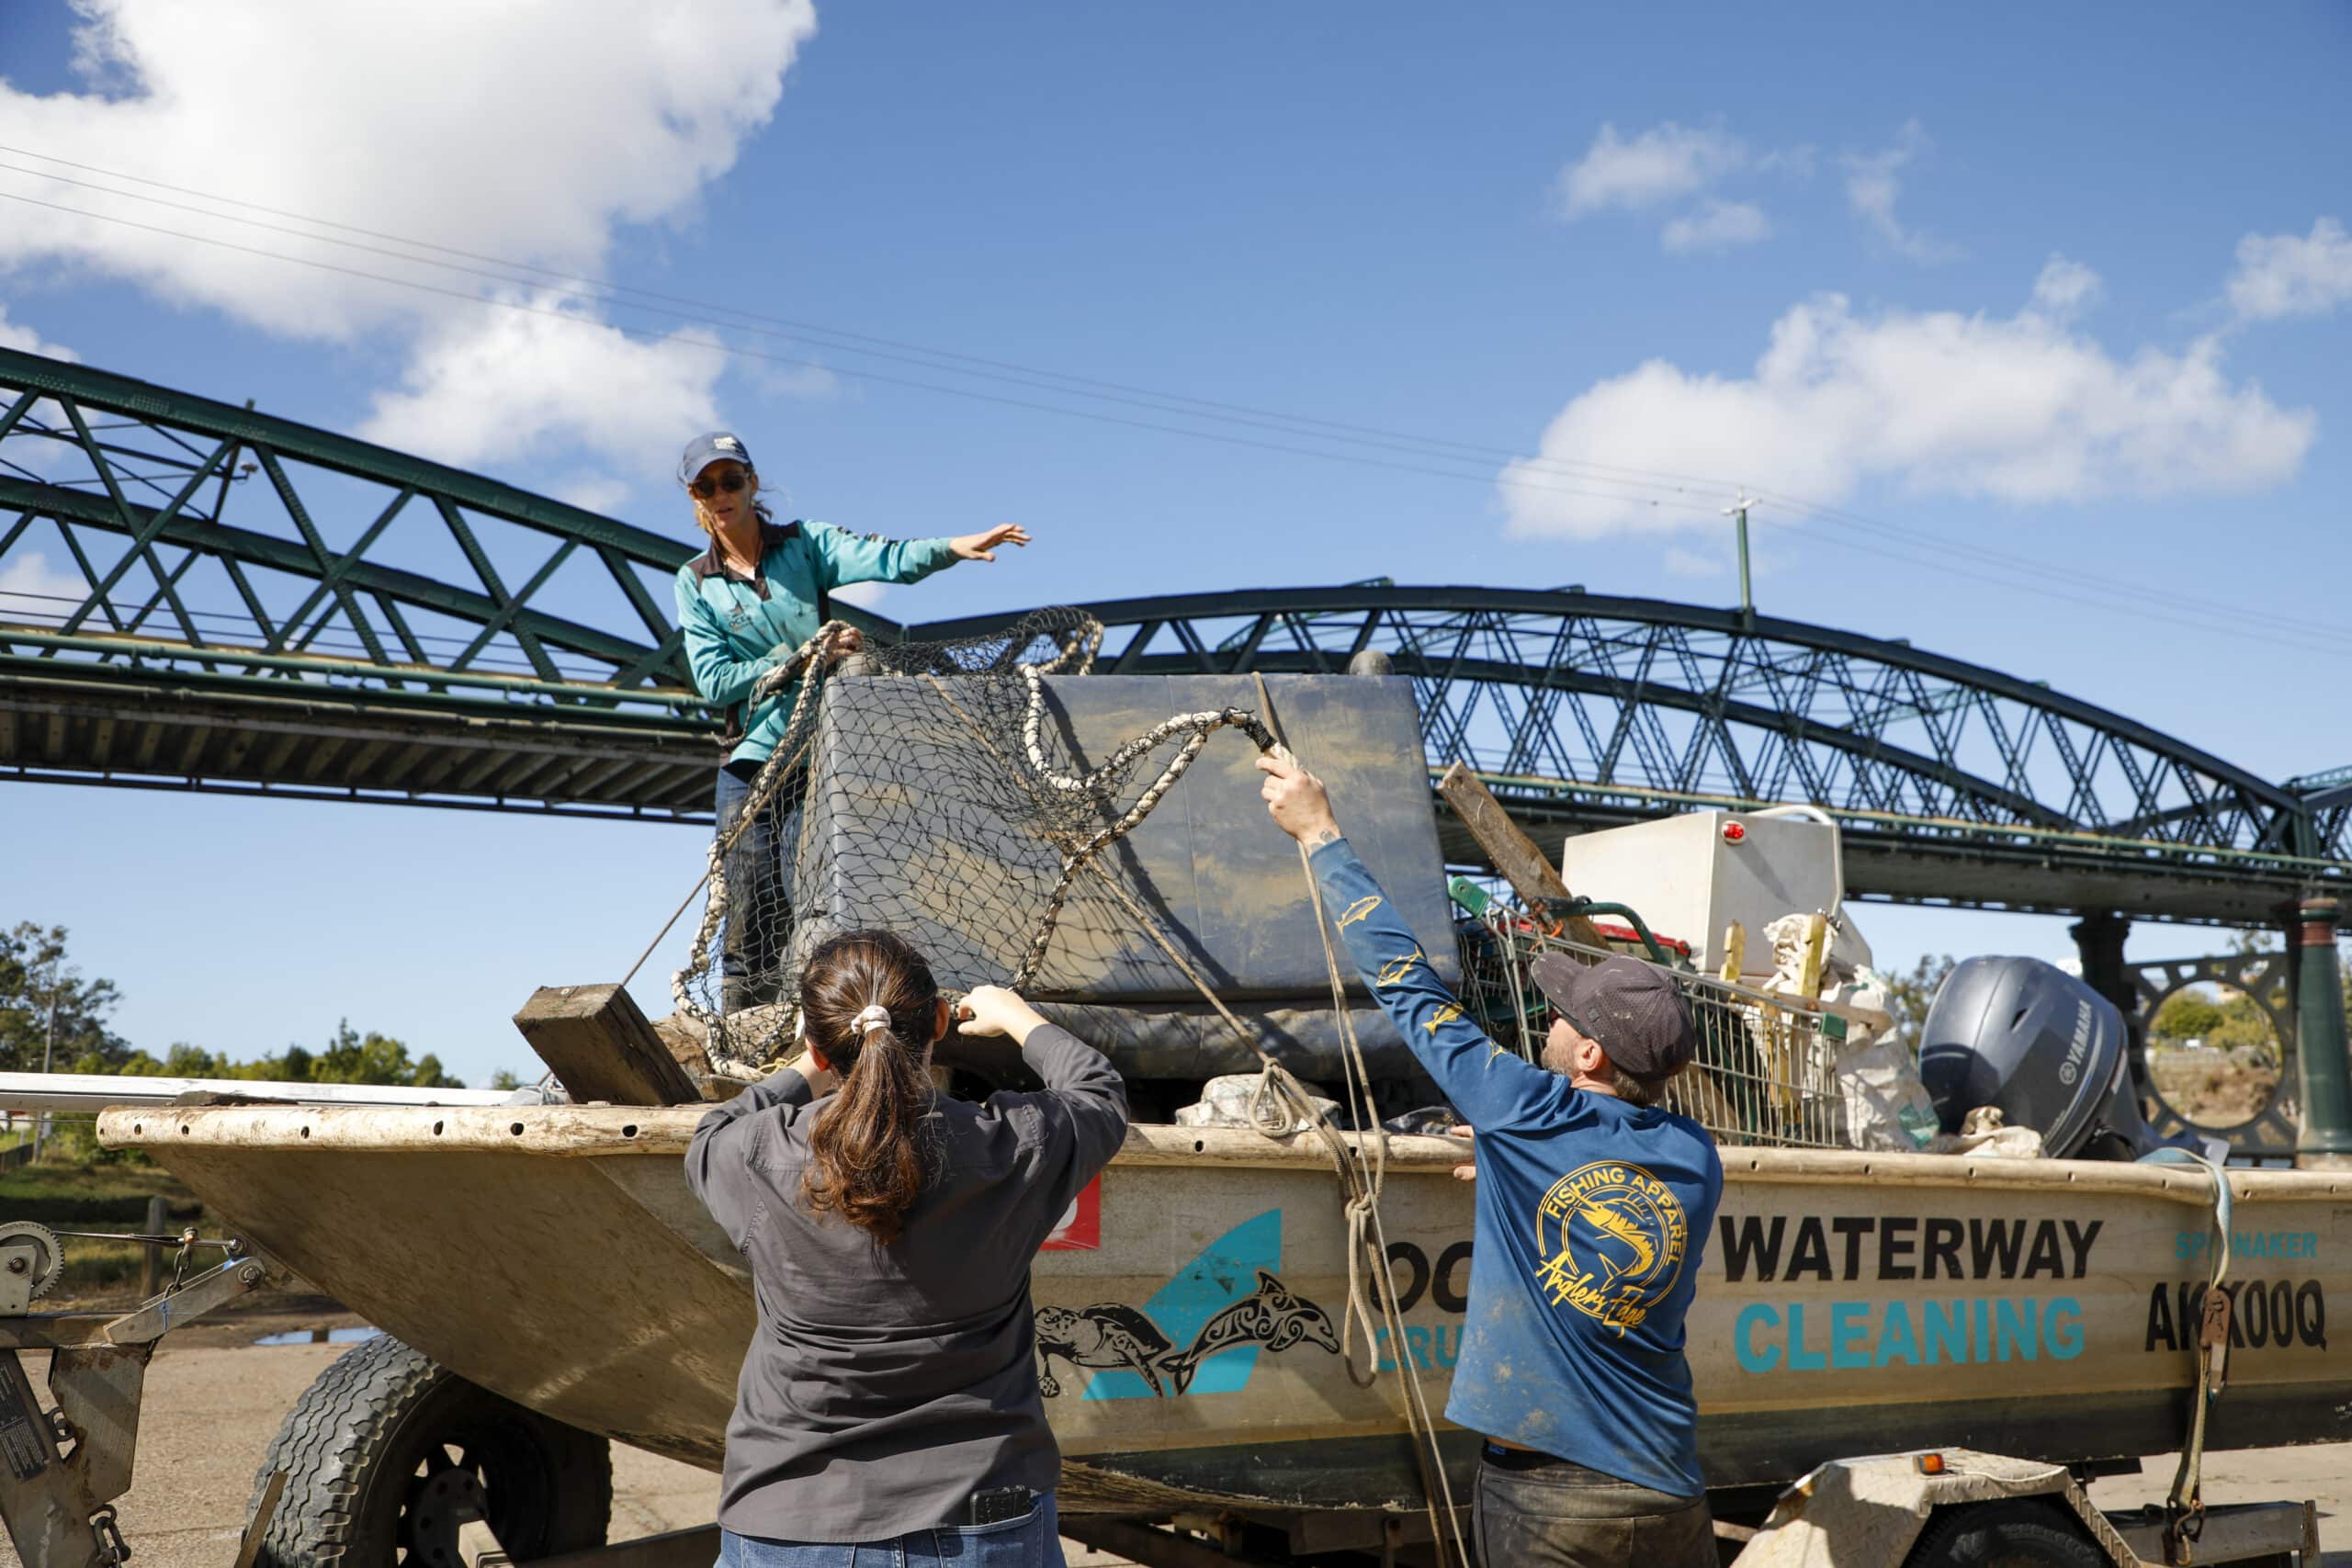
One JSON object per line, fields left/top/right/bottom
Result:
{"left": 0, "top": 1330, "right": 2342, "bottom": 1564}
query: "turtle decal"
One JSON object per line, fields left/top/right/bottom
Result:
{"left": 1034, "top": 1303, "right": 1177, "bottom": 1398}
{"left": 1038, "top": 1270, "right": 1341, "bottom": 1398}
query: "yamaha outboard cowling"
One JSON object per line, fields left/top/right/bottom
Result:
{"left": 1918, "top": 955, "right": 2194, "bottom": 1160}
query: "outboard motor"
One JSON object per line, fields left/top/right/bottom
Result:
{"left": 1918, "top": 955, "right": 2199, "bottom": 1160}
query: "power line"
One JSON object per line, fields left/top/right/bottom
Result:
{"left": 0, "top": 142, "right": 1750, "bottom": 497}
{"left": 0, "top": 148, "right": 2340, "bottom": 660}
{"left": 0, "top": 188, "right": 1744, "bottom": 525}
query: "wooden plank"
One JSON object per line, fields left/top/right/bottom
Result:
{"left": 513, "top": 984, "right": 704, "bottom": 1107}
{"left": 1435, "top": 761, "right": 1609, "bottom": 947}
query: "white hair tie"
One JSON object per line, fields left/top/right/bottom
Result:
{"left": 852, "top": 1003, "right": 893, "bottom": 1039}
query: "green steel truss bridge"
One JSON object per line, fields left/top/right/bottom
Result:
{"left": 6, "top": 345, "right": 2346, "bottom": 927}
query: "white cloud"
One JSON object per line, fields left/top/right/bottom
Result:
{"left": 2029, "top": 254, "right": 2102, "bottom": 320}
{"left": 1558, "top": 122, "right": 1747, "bottom": 218}
{"left": 357, "top": 296, "right": 724, "bottom": 476}
{"left": 1843, "top": 120, "right": 1956, "bottom": 263}
{"left": 1499, "top": 263, "right": 2314, "bottom": 540}
{"left": 548, "top": 473, "right": 636, "bottom": 516}
{"left": 0, "top": 1, "right": 815, "bottom": 337}
{"left": 0, "top": 1, "right": 815, "bottom": 467}
{"left": 831, "top": 581, "right": 890, "bottom": 610}
{"left": 0, "top": 305, "right": 75, "bottom": 360}
{"left": 2226, "top": 218, "right": 2352, "bottom": 321}
{"left": 0, "top": 552, "right": 93, "bottom": 620}
{"left": 1661, "top": 199, "right": 1771, "bottom": 255}
{"left": 1661, "top": 546, "right": 1724, "bottom": 578}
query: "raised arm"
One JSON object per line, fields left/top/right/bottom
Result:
{"left": 1256, "top": 752, "right": 1567, "bottom": 1132}
{"left": 962, "top": 985, "right": 1128, "bottom": 1212}
{"left": 808, "top": 521, "right": 1035, "bottom": 591}
{"left": 684, "top": 1052, "right": 829, "bottom": 1242}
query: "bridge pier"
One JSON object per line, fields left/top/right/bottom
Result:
{"left": 2292, "top": 895, "right": 2352, "bottom": 1170}
{"left": 2070, "top": 910, "right": 2146, "bottom": 1100}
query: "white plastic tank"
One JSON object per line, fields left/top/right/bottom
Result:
{"left": 1557, "top": 806, "right": 1870, "bottom": 978}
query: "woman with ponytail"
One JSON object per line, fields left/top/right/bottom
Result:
{"left": 685, "top": 929, "right": 1126, "bottom": 1567}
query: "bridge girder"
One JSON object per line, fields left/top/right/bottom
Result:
{"left": 3, "top": 347, "right": 2341, "bottom": 920}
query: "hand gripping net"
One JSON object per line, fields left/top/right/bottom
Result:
{"left": 671, "top": 608, "right": 1274, "bottom": 1076}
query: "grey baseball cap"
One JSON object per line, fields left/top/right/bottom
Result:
{"left": 678, "top": 431, "right": 753, "bottom": 486}
{"left": 1527, "top": 952, "right": 1697, "bottom": 1081}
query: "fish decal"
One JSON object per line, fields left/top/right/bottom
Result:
{"left": 1335, "top": 896, "right": 1383, "bottom": 930}
{"left": 1038, "top": 1270, "right": 1340, "bottom": 1399}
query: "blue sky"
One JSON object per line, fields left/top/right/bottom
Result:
{"left": 2, "top": 3, "right": 2348, "bottom": 1085}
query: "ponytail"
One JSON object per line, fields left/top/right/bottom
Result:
{"left": 797, "top": 931, "right": 940, "bottom": 1244}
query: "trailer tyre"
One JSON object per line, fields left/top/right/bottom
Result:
{"left": 245, "top": 1331, "right": 612, "bottom": 1567}
{"left": 1904, "top": 1497, "right": 2106, "bottom": 1568}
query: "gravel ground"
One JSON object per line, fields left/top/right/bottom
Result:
{"left": 0, "top": 1326, "right": 2342, "bottom": 1565}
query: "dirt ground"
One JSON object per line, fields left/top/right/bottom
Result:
{"left": 0, "top": 1313, "right": 1133, "bottom": 1568}
{"left": 2147, "top": 1049, "right": 2283, "bottom": 1127}
{"left": 1, "top": 1319, "right": 2344, "bottom": 1565}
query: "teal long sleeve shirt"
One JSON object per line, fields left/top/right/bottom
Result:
{"left": 1309, "top": 835, "right": 1722, "bottom": 1495}
{"left": 673, "top": 520, "right": 959, "bottom": 763}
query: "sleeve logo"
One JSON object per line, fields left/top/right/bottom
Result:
{"left": 1335, "top": 896, "right": 1383, "bottom": 930}
{"left": 1534, "top": 1161, "right": 1689, "bottom": 1336}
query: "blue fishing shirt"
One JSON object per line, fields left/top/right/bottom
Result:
{"left": 673, "top": 520, "right": 958, "bottom": 763}
{"left": 1311, "top": 837, "right": 1723, "bottom": 1496}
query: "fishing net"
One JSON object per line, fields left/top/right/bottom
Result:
{"left": 671, "top": 608, "right": 1277, "bottom": 1076}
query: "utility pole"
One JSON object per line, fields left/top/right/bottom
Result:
{"left": 1722, "top": 489, "right": 1759, "bottom": 628}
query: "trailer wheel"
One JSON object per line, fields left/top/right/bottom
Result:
{"left": 1904, "top": 1497, "right": 2107, "bottom": 1567}
{"left": 245, "top": 1332, "right": 612, "bottom": 1567}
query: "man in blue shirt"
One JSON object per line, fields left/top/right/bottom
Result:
{"left": 671, "top": 430, "right": 1030, "bottom": 1010}
{"left": 1257, "top": 750, "right": 1724, "bottom": 1568}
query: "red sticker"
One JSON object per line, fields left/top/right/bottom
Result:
{"left": 1042, "top": 1176, "right": 1101, "bottom": 1251}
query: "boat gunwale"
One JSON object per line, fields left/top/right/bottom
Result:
{"left": 95, "top": 1104, "right": 2352, "bottom": 1202}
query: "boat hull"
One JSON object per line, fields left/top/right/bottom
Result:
{"left": 101, "top": 1105, "right": 2352, "bottom": 1513}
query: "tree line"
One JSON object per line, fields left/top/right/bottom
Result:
{"left": 1, "top": 920, "right": 462, "bottom": 1089}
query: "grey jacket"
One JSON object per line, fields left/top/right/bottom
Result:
{"left": 684, "top": 1025, "right": 1127, "bottom": 1542}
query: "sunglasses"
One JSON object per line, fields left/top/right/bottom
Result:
{"left": 689, "top": 469, "right": 750, "bottom": 501}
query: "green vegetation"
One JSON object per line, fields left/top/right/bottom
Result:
{"left": 4, "top": 919, "right": 461, "bottom": 1089}
{"left": 1881, "top": 953, "right": 1957, "bottom": 1049}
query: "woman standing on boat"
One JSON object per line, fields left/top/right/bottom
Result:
{"left": 685, "top": 929, "right": 1126, "bottom": 1567}
{"left": 671, "top": 430, "right": 1032, "bottom": 1011}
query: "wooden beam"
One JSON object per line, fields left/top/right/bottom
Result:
{"left": 1436, "top": 761, "right": 1609, "bottom": 947}
{"left": 513, "top": 984, "right": 704, "bottom": 1107}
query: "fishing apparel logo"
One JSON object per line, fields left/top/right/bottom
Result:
{"left": 1535, "top": 1161, "right": 1688, "bottom": 1335}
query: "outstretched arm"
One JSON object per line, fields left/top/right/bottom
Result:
{"left": 1256, "top": 751, "right": 1567, "bottom": 1133}
{"left": 809, "top": 521, "right": 1033, "bottom": 592}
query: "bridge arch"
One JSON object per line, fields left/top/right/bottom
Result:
{"left": 2, "top": 346, "right": 2339, "bottom": 919}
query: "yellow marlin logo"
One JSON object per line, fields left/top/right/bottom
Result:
{"left": 1574, "top": 1198, "right": 1658, "bottom": 1288}
{"left": 1423, "top": 1003, "right": 1463, "bottom": 1034}
{"left": 1375, "top": 949, "right": 1423, "bottom": 987}
{"left": 1335, "top": 896, "right": 1383, "bottom": 930}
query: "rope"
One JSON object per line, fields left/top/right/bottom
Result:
{"left": 667, "top": 622, "right": 847, "bottom": 1075}
{"left": 1006, "top": 660, "right": 1272, "bottom": 988}
{"left": 1253, "top": 672, "right": 1472, "bottom": 1568}
{"left": 2141, "top": 1146, "right": 2234, "bottom": 1564}
{"left": 653, "top": 627, "right": 1459, "bottom": 1562}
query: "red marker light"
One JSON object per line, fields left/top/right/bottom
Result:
{"left": 1722, "top": 822, "right": 1747, "bottom": 843}
{"left": 1915, "top": 1453, "right": 1947, "bottom": 1476}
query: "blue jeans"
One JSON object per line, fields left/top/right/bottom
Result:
{"left": 717, "top": 1495, "right": 1065, "bottom": 1567}
{"left": 713, "top": 757, "right": 797, "bottom": 1009}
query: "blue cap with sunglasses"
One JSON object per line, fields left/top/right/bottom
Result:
{"left": 678, "top": 431, "right": 754, "bottom": 487}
